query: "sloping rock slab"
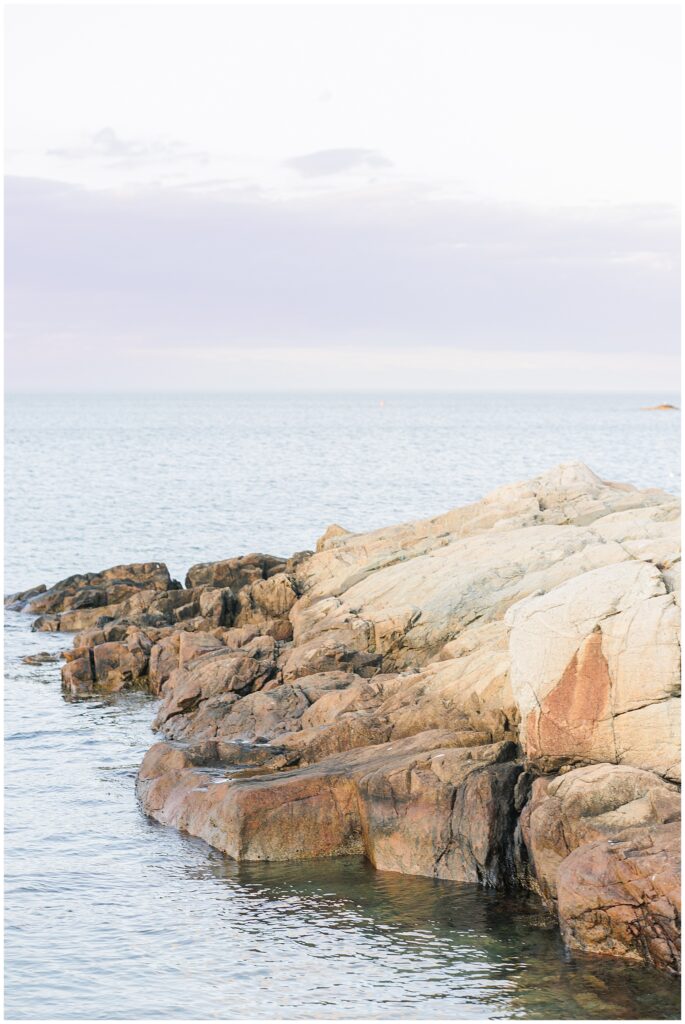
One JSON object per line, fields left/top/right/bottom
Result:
{"left": 137, "top": 733, "right": 522, "bottom": 885}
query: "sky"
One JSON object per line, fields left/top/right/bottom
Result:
{"left": 4, "top": 2, "right": 681, "bottom": 392}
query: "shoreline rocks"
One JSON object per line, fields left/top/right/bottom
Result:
{"left": 7, "top": 462, "right": 681, "bottom": 975}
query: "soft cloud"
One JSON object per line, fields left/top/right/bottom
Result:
{"left": 4, "top": 175, "right": 680, "bottom": 391}
{"left": 284, "top": 148, "right": 393, "bottom": 177}
{"left": 47, "top": 127, "right": 208, "bottom": 167}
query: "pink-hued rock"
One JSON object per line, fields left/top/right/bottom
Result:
{"left": 137, "top": 732, "right": 521, "bottom": 884}
{"left": 557, "top": 821, "right": 681, "bottom": 975}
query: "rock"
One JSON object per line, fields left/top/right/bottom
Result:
{"left": 185, "top": 553, "right": 286, "bottom": 591}
{"left": 197, "top": 587, "right": 235, "bottom": 627}
{"left": 519, "top": 763, "right": 680, "bottom": 902}
{"left": 377, "top": 622, "right": 516, "bottom": 741}
{"left": 178, "top": 631, "right": 225, "bottom": 669}
{"left": 153, "top": 636, "right": 279, "bottom": 738}
{"left": 12, "top": 462, "right": 680, "bottom": 973}
{"left": 361, "top": 743, "right": 522, "bottom": 884}
{"left": 148, "top": 634, "right": 181, "bottom": 694}
{"left": 192, "top": 671, "right": 365, "bottom": 747}
{"left": 92, "top": 633, "right": 151, "bottom": 692}
{"left": 507, "top": 560, "right": 680, "bottom": 780}
{"left": 218, "top": 624, "right": 264, "bottom": 648}
{"left": 5, "top": 584, "right": 47, "bottom": 610}
{"left": 61, "top": 629, "right": 152, "bottom": 696}
{"left": 316, "top": 524, "right": 352, "bottom": 551}
{"left": 14, "top": 563, "right": 176, "bottom": 616}
{"left": 236, "top": 573, "right": 298, "bottom": 622}
{"left": 61, "top": 648, "right": 95, "bottom": 697}
{"left": 280, "top": 637, "right": 382, "bottom": 682}
{"left": 289, "top": 463, "right": 676, "bottom": 676}
{"left": 137, "top": 731, "right": 521, "bottom": 883}
{"left": 278, "top": 713, "right": 394, "bottom": 765}
{"left": 21, "top": 651, "right": 60, "bottom": 665}
{"left": 557, "top": 822, "right": 680, "bottom": 975}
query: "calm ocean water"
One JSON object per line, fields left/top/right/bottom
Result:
{"left": 4, "top": 392, "right": 681, "bottom": 1019}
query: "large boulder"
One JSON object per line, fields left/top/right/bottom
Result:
{"left": 506, "top": 560, "right": 680, "bottom": 780}
{"left": 557, "top": 821, "right": 680, "bottom": 975}
{"left": 517, "top": 762, "right": 681, "bottom": 973}
{"left": 137, "top": 731, "right": 522, "bottom": 884}
{"left": 184, "top": 553, "right": 286, "bottom": 591}
{"left": 62, "top": 628, "right": 152, "bottom": 697}
{"left": 153, "top": 635, "right": 279, "bottom": 740}
{"left": 519, "top": 763, "right": 680, "bottom": 901}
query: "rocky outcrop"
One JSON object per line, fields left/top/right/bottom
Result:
{"left": 6, "top": 562, "right": 177, "bottom": 616}
{"left": 518, "top": 763, "right": 680, "bottom": 900}
{"left": 8, "top": 462, "right": 681, "bottom": 974}
{"left": 137, "top": 733, "right": 522, "bottom": 884}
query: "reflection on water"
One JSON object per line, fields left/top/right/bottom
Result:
{"left": 4, "top": 614, "right": 681, "bottom": 1020}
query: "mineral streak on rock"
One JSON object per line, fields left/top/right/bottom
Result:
{"left": 7, "top": 462, "right": 681, "bottom": 974}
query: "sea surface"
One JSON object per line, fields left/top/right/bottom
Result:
{"left": 4, "top": 392, "right": 681, "bottom": 1019}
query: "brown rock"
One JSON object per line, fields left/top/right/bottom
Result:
{"left": 557, "top": 822, "right": 681, "bottom": 974}
{"left": 148, "top": 634, "right": 181, "bottom": 694}
{"left": 61, "top": 648, "right": 95, "bottom": 697}
{"left": 21, "top": 651, "right": 60, "bottom": 665}
{"left": 280, "top": 637, "right": 382, "bottom": 682}
{"left": 519, "top": 763, "right": 680, "bottom": 903}
{"left": 153, "top": 636, "right": 278, "bottom": 737}
{"left": 20, "top": 562, "right": 176, "bottom": 616}
{"left": 185, "top": 553, "right": 285, "bottom": 591}
{"left": 137, "top": 731, "right": 521, "bottom": 885}
{"left": 178, "top": 631, "right": 225, "bottom": 669}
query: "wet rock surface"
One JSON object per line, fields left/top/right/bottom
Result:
{"left": 8, "top": 462, "right": 681, "bottom": 974}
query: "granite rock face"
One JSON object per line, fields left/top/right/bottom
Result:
{"left": 558, "top": 820, "right": 680, "bottom": 975}
{"left": 9, "top": 462, "right": 681, "bottom": 973}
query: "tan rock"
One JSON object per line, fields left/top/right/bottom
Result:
{"left": 235, "top": 573, "right": 298, "bottom": 625}
{"left": 178, "top": 631, "right": 224, "bottom": 669}
{"left": 153, "top": 636, "right": 279, "bottom": 738}
{"left": 507, "top": 560, "right": 680, "bottom": 779}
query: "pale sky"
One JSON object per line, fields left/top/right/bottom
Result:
{"left": 4, "top": 2, "right": 681, "bottom": 392}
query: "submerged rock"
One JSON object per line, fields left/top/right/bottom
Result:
{"left": 21, "top": 651, "right": 60, "bottom": 665}
{"left": 13, "top": 462, "right": 681, "bottom": 974}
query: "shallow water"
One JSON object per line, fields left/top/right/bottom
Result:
{"left": 4, "top": 392, "right": 681, "bottom": 1018}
